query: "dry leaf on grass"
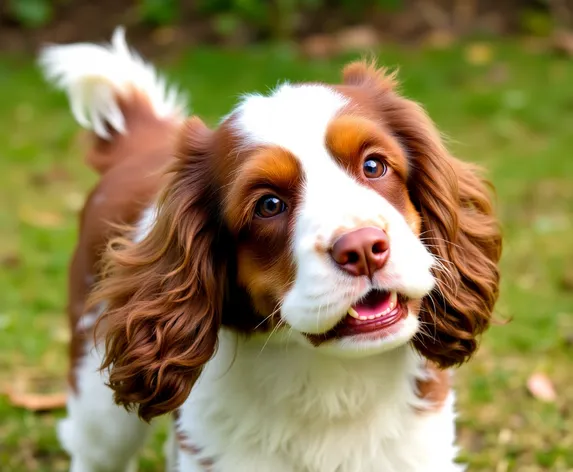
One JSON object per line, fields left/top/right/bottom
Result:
{"left": 4, "top": 389, "right": 67, "bottom": 411}
{"left": 526, "top": 372, "right": 557, "bottom": 403}
{"left": 1, "top": 371, "right": 67, "bottom": 411}
{"left": 18, "top": 206, "right": 64, "bottom": 229}
{"left": 551, "top": 30, "right": 573, "bottom": 57}
{"left": 464, "top": 42, "right": 493, "bottom": 65}
{"left": 0, "top": 253, "right": 21, "bottom": 269}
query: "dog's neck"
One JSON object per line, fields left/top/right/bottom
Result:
{"left": 196, "top": 329, "right": 431, "bottom": 419}
{"left": 177, "top": 329, "right": 455, "bottom": 472}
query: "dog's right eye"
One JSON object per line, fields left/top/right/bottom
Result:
{"left": 363, "top": 155, "right": 387, "bottom": 179}
{"left": 255, "top": 195, "right": 287, "bottom": 218}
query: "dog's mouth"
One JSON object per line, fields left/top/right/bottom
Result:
{"left": 305, "top": 290, "right": 407, "bottom": 346}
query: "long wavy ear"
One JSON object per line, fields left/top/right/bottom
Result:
{"left": 91, "top": 117, "right": 225, "bottom": 421}
{"left": 343, "top": 62, "right": 502, "bottom": 368}
{"left": 406, "top": 117, "right": 502, "bottom": 368}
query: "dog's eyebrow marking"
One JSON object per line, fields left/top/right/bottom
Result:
{"left": 324, "top": 115, "right": 409, "bottom": 181}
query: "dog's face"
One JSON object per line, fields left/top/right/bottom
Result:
{"left": 97, "top": 62, "right": 501, "bottom": 421}
{"left": 223, "top": 84, "right": 434, "bottom": 357}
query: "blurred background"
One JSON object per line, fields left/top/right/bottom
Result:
{"left": 1, "top": 1, "right": 573, "bottom": 471}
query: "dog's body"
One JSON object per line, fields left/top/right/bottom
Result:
{"left": 176, "top": 334, "right": 459, "bottom": 472}
{"left": 41, "top": 29, "right": 500, "bottom": 472}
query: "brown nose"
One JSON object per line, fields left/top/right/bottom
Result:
{"left": 330, "top": 227, "right": 390, "bottom": 277}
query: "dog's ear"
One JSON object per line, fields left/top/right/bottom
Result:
{"left": 92, "top": 117, "right": 227, "bottom": 421}
{"left": 343, "top": 61, "right": 502, "bottom": 367}
{"left": 406, "top": 119, "right": 501, "bottom": 367}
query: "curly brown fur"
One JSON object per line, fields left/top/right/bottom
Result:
{"left": 90, "top": 118, "right": 227, "bottom": 422}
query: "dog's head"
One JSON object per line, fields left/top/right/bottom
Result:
{"left": 95, "top": 62, "right": 501, "bottom": 421}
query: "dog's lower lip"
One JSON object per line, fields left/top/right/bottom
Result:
{"left": 336, "top": 304, "right": 403, "bottom": 334}
{"left": 305, "top": 293, "right": 407, "bottom": 346}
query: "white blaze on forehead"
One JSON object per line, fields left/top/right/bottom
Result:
{"left": 232, "top": 82, "right": 391, "bottom": 227}
{"left": 232, "top": 83, "right": 368, "bottom": 218}
{"left": 231, "top": 82, "right": 395, "bottom": 237}
{"left": 233, "top": 83, "right": 381, "bottom": 237}
{"left": 233, "top": 83, "right": 348, "bottom": 156}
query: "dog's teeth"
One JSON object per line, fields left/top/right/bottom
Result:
{"left": 388, "top": 291, "right": 398, "bottom": 310}
{"left": 348, "top": 291, "right": 399, "bottom": 322}
{"left": 348, "top": 307, "right": 360, "bottom": 319}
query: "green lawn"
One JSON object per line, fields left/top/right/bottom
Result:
{"left": 1, "top": 40, "right": 572, "bottom": 471}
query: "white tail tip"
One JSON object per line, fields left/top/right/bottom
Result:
{"left": 39, "top": 27, "right": 188, "bottom": 139}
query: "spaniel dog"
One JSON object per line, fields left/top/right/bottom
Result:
{"left": 40, "top": 28, "right": 501, "bottom": 472}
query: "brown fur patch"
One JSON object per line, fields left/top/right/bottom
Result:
{"left": 225, "top": 146, "right": 302, "bottom": 319}
{"left": 67, "top": 92, "right": 181, "bottom": 392}
{"left": 325, "top": 114, "right": 420, "bottom": 231}
{"left": 415, "top": 363, "right": 451, "bottom": 413}
{"left": 325, "top": 115, "right": 408, "bottom": 180}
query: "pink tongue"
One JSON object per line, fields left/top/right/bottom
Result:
{"left": 351, "top": 291, "right": 391, "bottom": 318}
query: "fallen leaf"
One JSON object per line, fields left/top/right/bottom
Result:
{"left": 526, "top": 372, "right": 557, "bottom": 403}
{"left": 0, "top": 253, "right": 21, "bottom": 269}
{"left": 464, "top": 42, "right": 493, "bottom": 65}
{"left": 19, "top": 206, "right": 64, "bottom": 228}
{"left": 4, "top": 389, "right": 67, "bottom": 411}
{"left": 1, "top": 372, "right": 67, "bottom": 411}
{"left": 551, "top": 29, "right": 573, "bottom": 57}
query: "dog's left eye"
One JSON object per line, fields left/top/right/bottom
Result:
{"left": 363, "top": 155, "right": 387, "bottom": 179}
{"left": 255, "top": 195, "right": 287, "bottom": 218}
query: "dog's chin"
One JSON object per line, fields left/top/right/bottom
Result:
{"left": 309, "top": 312, "right": 419, "bottom": 358}
{"left": 299, "top": 292, "right": 422, "bottom": 358}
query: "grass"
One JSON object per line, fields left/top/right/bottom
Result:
{"left": 1, "top": 39, "right": 573, "bottom": 471}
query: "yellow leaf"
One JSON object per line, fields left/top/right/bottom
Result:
{"left": 19, "top": 206, "right": 64, "bottom": 228}
{"left": 465, "top": 42, "right": 493, "bottom": 65}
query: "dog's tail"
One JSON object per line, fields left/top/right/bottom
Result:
{"left": 39, "top": 27, "right": 187, "bottom": 174}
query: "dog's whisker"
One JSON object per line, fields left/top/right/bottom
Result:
{"left": 254, "top": 302, "right": 283, "bottom": 330}
{"left": 258, "top": 318, "right": 286, "bottom": 357}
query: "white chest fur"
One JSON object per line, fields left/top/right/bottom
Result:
{"left": 176, "top": 330, "right": 463, "bottom": 472}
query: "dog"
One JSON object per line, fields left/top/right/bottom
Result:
{"left": 40, "top": 28, "right": 501, "bottom": 472}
